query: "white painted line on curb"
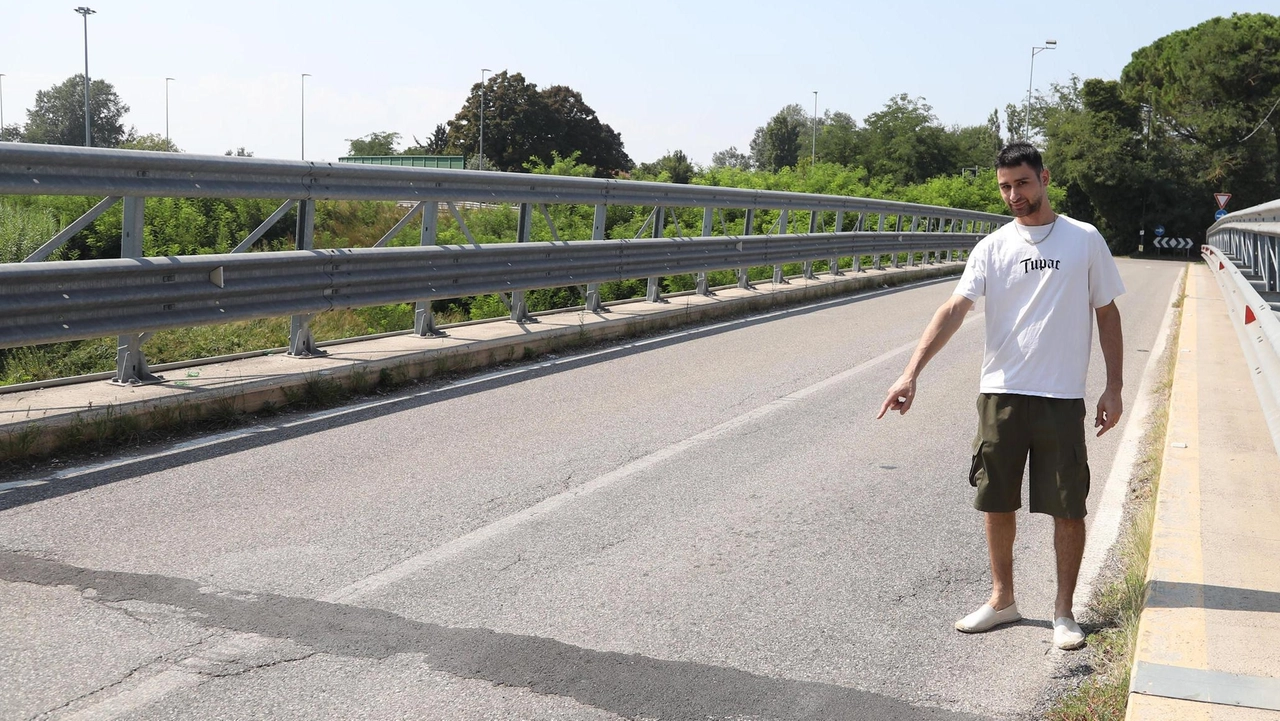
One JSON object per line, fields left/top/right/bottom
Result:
{"left": 1074, "top": 267, "right": 1185, "bottom": 613}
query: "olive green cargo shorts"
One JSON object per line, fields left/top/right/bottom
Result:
{"left": 969, "top": 393, "right": 1090, "bottom": 519}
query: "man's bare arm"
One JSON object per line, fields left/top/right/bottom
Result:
{"left": 877, "top": 294, "right": 975, "bottom": 418}
{"left": 1094, "top": 301, "right": 1124, "bottom": 436}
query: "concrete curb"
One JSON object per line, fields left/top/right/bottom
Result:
{"left": 1125, "top": 264, "right": 1280, "bottom": 718}
{"left": 0, "top": 262, "right": 965, "bottom": 461}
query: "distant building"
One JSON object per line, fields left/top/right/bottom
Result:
{"left": 339, "top": 155, "right": 466, "bottom": 170}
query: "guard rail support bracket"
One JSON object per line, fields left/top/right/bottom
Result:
{"left": 738, "top": 208, "right": 755, "bottom": 290}
{"left": 413, "top": 199, "right": 445, "bottom": 338}
{"left": 510, "top": 291, "right": 536, "bottom": 324}
{"left": 696, "top": 207, "right": 715, "bottom": 297}
{"left": 772, "top": 209, "right": 790, "bottom": 285}
{"left": 646, "top": 206, "right": 668, "bottom": 304}
{"left": 288, "top": 200, "right": 326, "bottom": 358}
{"left": 112, "top": 333, "right": 163, "bottom": 386}
{"left": 586, "top": 204, "right": 608, "bottom": 312}
{"left": 113, "top": 197, "right": 161, "bottom": 385}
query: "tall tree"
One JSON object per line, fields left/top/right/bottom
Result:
{"left": 406, "top": 124, "right": 451, "bottom": 155}
{"left": 750, "top": 104, "right": 806, "bottom": 171}
{"left": 636, "top": 150, "right": 695, "bottom": 184}
{"left": 541, "top": 85, "right": 631, "bottom": 175}
{"left": 860, "top": 94, "right": 955, "bottom": 184}
{"left": 118, "top": 133, "right": 181, "bottom": 152}
{"left": 444, "top": 71, "right": 631, "bottom": 176}
{"left": 19, "top": 75, "right": 130, "bottom": 147}
{"left": 1121, "top": 12, "right": 1280, "bottom": 207}
{"left": 815, "top": 111, "right": 861, "bottom": 166}
{"left": 710, "top": 146, "right": 751, "bottom": 169}
{"left": 346, "top": 131, "right": 401, "bottom": 156}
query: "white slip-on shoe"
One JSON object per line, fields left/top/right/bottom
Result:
{"left": 955, "top": 602, "right": 1022, "bottom": 633}
{"left": 1053, "top": 617, "right": 1086, "bottom": 650}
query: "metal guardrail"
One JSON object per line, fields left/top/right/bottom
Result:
{"left": 1207, "top": 199, "right": 1280, "bottom": 293}
{"left": 0, "top": 144, "right": 1007, "bottom": 386}
{"left": 1204, "top": 197, "right": 1280, "bottom": 456}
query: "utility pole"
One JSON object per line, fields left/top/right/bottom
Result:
{"left": 812, "top": 90, "right": 818, "bottom": 166}
{"left": 74, "top": 7, "right": 96, "bottom": 147}
{"left": 479, "top": 68, "right": 490, "bottom": 170}
{"left": 301, "top": 73, "right": 310, "bottom": 159}
{"left": 0, "top": 73, "right": 6, "bottom": 139}
{"left": 1025, "top": 39, "right": 1056, "bottom": 140}
{"left": 165, "top": 77, "right": 174, "bottom": 142}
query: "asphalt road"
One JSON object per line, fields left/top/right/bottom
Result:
{"left": 0, "top": 258, "right": 1184, "bottom": 720}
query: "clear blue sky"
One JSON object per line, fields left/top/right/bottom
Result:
{"left": 2, "top": 1, "right": 1274, "bottom": 165}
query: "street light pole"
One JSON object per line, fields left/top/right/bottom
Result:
{"left": 301, "top": 73, "right": 311, "bottom": 160}
{"left": 1025, "top": 39, "right": 1057, "bottom": 140}
{"left": 165, "top": 77, "right": 174, "bottom": 142}
{"left": 479, "top": 68, "right": 490, "bottom": 171}
{"left": 0, "top": 74, "right": 6, "bottom": 139}
{"left": 812, "top": 90, "right": 818, "bottom": 166}
{"left": 74, "top": 6, "right": 96, "bottom": 147}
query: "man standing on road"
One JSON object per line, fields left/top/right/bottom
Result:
{"left": 877, "top": 142, "right": 1125, "bottom": 651}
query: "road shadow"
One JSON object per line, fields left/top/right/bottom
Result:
{"left": 0, "top": 277, "right": 953, "bottom": 512}
{"left": 0, "top": 551, "right": 984, "bottom": 721}
{"left": 1146, "top": 580, "right": 1280, "bottom": 614}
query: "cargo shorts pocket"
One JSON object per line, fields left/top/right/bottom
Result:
{"left": 968, "top": 436, "right": 984, "bottom": 487}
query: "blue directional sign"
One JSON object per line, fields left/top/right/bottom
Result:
{"left": 1215, "top": 209, "right": 1228, "bottom": 220}
{"left": 1154, "top": 225, "right": 1165, "bottom": 237}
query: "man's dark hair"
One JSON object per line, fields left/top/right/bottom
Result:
{"left": 995, "top": 142, "right": 1044, "bottom": 175}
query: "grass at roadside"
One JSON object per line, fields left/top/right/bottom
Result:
{"left": 1044, "top": 269, "right": 1186, "bottom": 721}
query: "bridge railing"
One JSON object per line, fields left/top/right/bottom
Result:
{"left": 0, "top": 144, "right": 1007, "bottom": 386}
{"left": 1204, "top": 198, "right": 1280, "bottom": 454}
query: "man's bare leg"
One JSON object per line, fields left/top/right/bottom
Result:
{"left": 986, "top": 511, "right": 1017, "bottom": 610}
{"left": 1054, "top": 517, "right": 1086, "bottom": 619}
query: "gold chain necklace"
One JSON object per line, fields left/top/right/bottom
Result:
{"left": 1015, "top": 215, "right": 1058, "bottom": 246}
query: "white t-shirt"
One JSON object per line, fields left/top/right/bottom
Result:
{"left": 954, "top": 214, "right": 1125, "bottom": 399}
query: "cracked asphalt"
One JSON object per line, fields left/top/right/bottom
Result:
{"left": 0, "top": 259, "right": 1183, "bottom": 720}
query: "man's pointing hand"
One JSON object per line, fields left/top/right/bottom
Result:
{"left": 878, "top": 375, "right": 917, "bottom": 418}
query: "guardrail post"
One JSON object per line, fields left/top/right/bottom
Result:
{"left": 585, "top": 204, "right": 608, "bottom": 312}
{"left": 802, "top": 211, "right": 818, "bottom": 280}
{"left": 288, "top": 199, "right": 324, "bottom": 357}
{"left": 853, "top": 213, "right": 866, "bottom": 273}
{"left": 414, "top": 202, "right": 446, "bottom": 337}
{"left": 112, "top": 196, "right": 163, "bottom": 386}
{"left": 828, "top": 211, "right": 844, "bottom": 277}
{"left": 738, "top": 208, "right": 755, "bottom": 289}
{"left": 646, "top": 207, "right": 668, "bottom": 303}
{"left": 773, "top": 210, "right": 790, "bottom": 285}
{"left": 696, "top": 207, "right": 714, "bottom": 295}
{"left": 511, "top": 203, "right": 536, "bottom": 323}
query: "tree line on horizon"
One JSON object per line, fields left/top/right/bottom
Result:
{"left": 1, "top": 12, "right": 1277, "bottom": 254}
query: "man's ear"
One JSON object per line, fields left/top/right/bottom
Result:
{"left": 1041, "top": 168, "right": 1052, "bottom": 186}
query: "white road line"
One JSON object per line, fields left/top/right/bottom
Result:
{"left": 325, "top": 313, "right": 982, "bottom": 604}
{"left": 1074, "top": 267, "right": 1185, "bottom": 613}
{"left": 47, "top": 277, "right": 966, "bottom": 720}
{"left": 24, "top": 276, "right": 955, "bottom": 487}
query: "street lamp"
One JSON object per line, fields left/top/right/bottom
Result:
{"left": 0, "top": 74, "right": 6, "bottom": 140}
{"left": 812, "top": 90, "right": 818, "bottom": 166}
{"left": 165, "top": 77, "right": 174, "bottom": 142}
{"left": 300, "top": 73, "right": 311, "bottom": 160}
{"left": 1025, "top": 39, "right": 1057, "bottom": 140}
{"left": 479, "top": 68, "right": 490, "bottom": 171}
{"left": 74, "top": 6, "right": 96, "bottom": 147}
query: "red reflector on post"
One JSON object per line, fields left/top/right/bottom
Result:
{"left": 1219, "top": 262, "right": 1225, "bottom": 270}
{"left": 1245, "top": 306, "right": 1257, "bottom": 325}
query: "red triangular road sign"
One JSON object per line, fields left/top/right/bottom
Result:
{"left": 1215, "top": 193, "right": 1232, "bottom": 210}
